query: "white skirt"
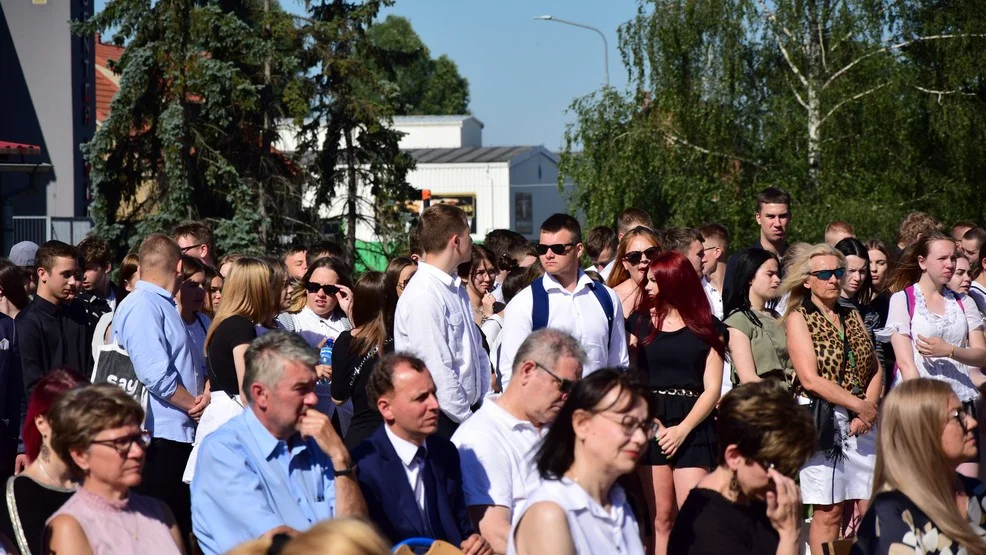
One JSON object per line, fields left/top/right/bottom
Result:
{"left": 799, "top": 406, "right": 877, "bottom": 505}
{"left": 182, "top": 391, "right": 244, "bottom": 484}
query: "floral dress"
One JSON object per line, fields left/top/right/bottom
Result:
{"left": 851, "top": 476, "right": 986, "bottom": 555}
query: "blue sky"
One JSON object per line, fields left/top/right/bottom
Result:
{"left": 94, "top": 0, "right": 640, "bottom": 150}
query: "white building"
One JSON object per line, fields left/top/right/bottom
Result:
{"left": 280, "top": 115, "right": 574, "bottom": 242}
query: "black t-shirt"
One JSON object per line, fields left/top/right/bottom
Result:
{"left": 331, "top": 331, "right": 391, "bottom": 450}
{"left": 0, "top": 475, "right": 74, "bottom": 555}
{"left": 668, "top": 487, "right": 779, "bottom": 555}
{"left": 206, "top": 315, "right": 258, "bottom": 397}
{"left": 627, "top": 312, "right": 715, "bottom": 390}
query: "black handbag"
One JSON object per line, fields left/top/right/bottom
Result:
{"left": 806, "top": 312, "right": 851, "bottom": 454}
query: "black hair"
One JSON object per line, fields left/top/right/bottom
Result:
{"left": 540, "top": 213, "right": 582, "bottom": 244}
{"left": 834, "top": 237, "right": 874, "bottom": 305}
{"left": 722, "top": 248, "right": 778, "bottom": 328}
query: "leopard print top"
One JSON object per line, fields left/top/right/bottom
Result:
{"left": 792, "top": 299, "right": 877, "bottom": 399}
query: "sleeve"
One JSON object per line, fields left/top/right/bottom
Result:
{"left": 117, "top": 302, "right": 179, "bottom": 400}
{"left": 961, "top": 296, "right": 985, "bottom": 332}
{"left": 454, "top": 435, "right": 515, "bottom": 509}
{"left": 850, "top": 496, "right": 922, "bottom": 555}
{"left": 496, "top": 288, "right": 534, "bottom": 389}
{"left": 876, "top": 291, "right": 910, "bottom": 343}
{"left": 15, "top": 311, "right": 45, "bottom": 401}
{"left": 607, "top": 288, "right": 630, "bottom": 367}
{"left": 724, "top": 312, "right": 753, "bottom": 338}
{"left": 223, "top": 316, "right": 260, "bottom": 347}
{"left": 447, "top": 447, "right": 477, "bottom": 538}
{"left": 480, "top": 317, "right": 503, "bottom": 348}
{"left": 330, "top": 332, "right": 356, "bottom": 401}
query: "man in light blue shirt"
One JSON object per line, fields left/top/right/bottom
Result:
{"left": 114, "top": 233, "right": 208, "bottom": 548}
{"left": 191, "top": 330, "right": 366, "bottom": 555}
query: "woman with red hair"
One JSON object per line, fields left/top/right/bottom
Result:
{"left": 0, "top": 369, "right": 85, "bottom": 555}
{"left": 627, "top": 251, "right": 726, "bottom": 555}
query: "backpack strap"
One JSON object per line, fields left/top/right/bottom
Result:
{"left": 588, "top": 282, "right": 615, "bottom": 346}
{"left": 531, "top": 277, "right": 549, "bottom": 331}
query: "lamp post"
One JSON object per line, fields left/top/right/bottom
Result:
{"left": 533, "top": 15, "right": 609, "bottom": 87}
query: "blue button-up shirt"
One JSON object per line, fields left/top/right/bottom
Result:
{"left": 190, "top": 408, "right": 337, "bottom": 555}
{"left": 114, "top": 280, "right": 202, "bottom": 443}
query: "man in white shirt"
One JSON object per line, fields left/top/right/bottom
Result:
{"left": 584, "top": 225, "right": 618, "bottom": 283}
{"left": 698, "top": 223, "right": 730, "bottom": 320}
{"left": 498, "top": 214, "right": 628, "bottom": 387}
{"left": 452, "top": 329, "right": 586, "bottom": 554}
{"left": 395, "top": 204, "right": 491, "bottom": 438}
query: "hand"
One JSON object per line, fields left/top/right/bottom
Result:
{"left": 298, "top": 409, "right": 349, "bottom": 465}
{"left": 916, "top": 335, "right": 951, "bottom": 358}
{"left": 854, "top": 399, "right": 878, "bottom": 426}
{"left": 13, "top": 454, "right": 28, "bottom": 475}
{"left": 849, "top": 417, "right": 870, "bottom": 437}
{"left": 656, "top": 424, "right": 690, "bottom": 459}
{"left": 460, "top": 533, "right": 494, "bottom": 555}
{"left": 188, "top": 393, "right": 210, "bottom": 421}
{"left": 765, "top": 469, "right": 802, "bottom": 541}
{"left": 334, "top": 285, "right": 354, "bottom": 319}
{"left": 315, "top": 364, "right": 333, "bottom": 383}
{"left": 481, "top": 294, "right": 496, "bottom": 316}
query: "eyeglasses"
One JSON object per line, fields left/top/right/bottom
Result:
{"left": 624, "top": 247, "right": 661, "bottom": 265}
{"left": 398, "top": 277, "right": 414, "bottom": 290}
{"left": 532, "top": 361, "right": 576, "bottom": 395}
{"left": 306, "top": 282, "right": 340, "bottom": 296}
{"left": 949, "top": 406, "right": 972, "bottom": 434}
{"left": 90, "top": 430, "right": 152, "bottom": 456}
{"left": 594, "top": 412, "right": 661, "bottom": 441}
{"left": 536, "top": 243, "right": 576, "bottom": 256}
{"left": 809, "top": 268, "right": 846, "bottom": 281}
{"left": 472, "top": 269, "right": 498, "bottom": 279}
{"left": 180, "top": 243, "right": 205, "bottom": 253}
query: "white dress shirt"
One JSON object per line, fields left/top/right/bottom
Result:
{"left": 498, "top": 271, "right": 628, "bottom": 388}
{"left": 395, "top": 261, "right": 492, "bottom": 423}
{"left": 384, "top": 425, "right": 427, "bottom": 515}
{"left": 701, "top": 277, "right": 723, "bottom": 320}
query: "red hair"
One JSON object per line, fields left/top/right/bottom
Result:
{"left": 634, "top": 251, "right": 726, "bottom": 358}
{"left": 23, "top": 369, "right": 86, "bottom": 462}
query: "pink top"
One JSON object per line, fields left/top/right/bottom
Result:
{"left": 46, "top": 487, "right": 181, "bottom": 555}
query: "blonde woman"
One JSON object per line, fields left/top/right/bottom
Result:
{"left": 853, "top": 379, "right": 986, "bottom": 555}
{"left": 227, "top": 518, "right": 390, "bottom": 555}
{"left": 782, "top": 243, "right": 882, "bottom": 555}
{"left": 606, "top": 226, "right": 663, "bottom": 317}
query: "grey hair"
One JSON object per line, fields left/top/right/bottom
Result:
{"left": 242, "top": 330, "right": 319, "bottom": 403}
{"left": 512, "top": 328, "right": 588, "bottom": 376}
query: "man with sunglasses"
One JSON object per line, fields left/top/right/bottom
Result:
{"left": 452, "top": 329, "right": 586, "bottom": 554}
{"left": 498, "top": 213, "right": 628, "bottom": 389}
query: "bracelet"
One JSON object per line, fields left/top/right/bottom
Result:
{"left": 950, "top": 345, "right": 956, "bottom": 359}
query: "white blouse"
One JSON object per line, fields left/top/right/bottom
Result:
{"left": 878, "top": 287, "right": 984, "bottom": 401}
{"left": 507, "top": 478, "right": 645, "bottom": 555}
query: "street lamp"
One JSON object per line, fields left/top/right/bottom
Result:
{"left": 533, "top": 15, "right": 609, "bottom": 87}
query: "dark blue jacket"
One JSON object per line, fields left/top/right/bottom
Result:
{"left": 0, "top": 314, "right": 22, "bottom": 455}
{"left": 352, "top": 425, "right": 474, "bottom": 546}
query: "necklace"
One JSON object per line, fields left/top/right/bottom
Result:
{"left": 37, "top": 459, "right": 55, "bottom": 484}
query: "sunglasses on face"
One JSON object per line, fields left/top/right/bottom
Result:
{"left": 624, "top": 247, "right": 661, "bottom": 265}
{"left": 306, "top": 282, "right": 340, "bottom": 296}
{"left": 809, "top": 268, "right": 846, "bottom": 281}
{"left": 536, "top": 243, "right": 576, "bottom": 256}
{"left": 180, "top": 243, "right": 205, "bottom": 254}
{"left": 532, "top": 361, "right": 575, "bottom": 394}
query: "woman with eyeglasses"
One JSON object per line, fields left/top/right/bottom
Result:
{"left": 668, "top": 381, "right": 816, "bottom": 555}
{"left": 45, "top": 384, "right": 185, "bottom": 554}
{"left": 782, "top": 243, "right": 881, "bottom": 555}
{"left": 176, "top": 256, "right": 212, "bottom": 387}
{"left": 508, "top": 369, "right": 656, "bottom": 555}
{"left": 607, "top": 226, "right": 663, "bottom": 318}
{"left": 853, "top": 379, "right": 986, "bottom": 555}
{"left": 385, "top": 257, "right": 417, "bottom": 300}
{"left": 458, "top": 245, "right": 503, "bottom": 346}
{"left": 878, "top": 231, "right": 986, "bottom": 479}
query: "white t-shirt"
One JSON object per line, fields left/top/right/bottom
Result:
{"left": 451, "top": 401, "right": 544, "bottom": 516}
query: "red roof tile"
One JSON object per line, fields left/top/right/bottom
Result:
{"left": 0, "top": 141, "right": 41, "bottom": 156}
{"left": 94, "top": 37, "right": 125, "bottom": 125}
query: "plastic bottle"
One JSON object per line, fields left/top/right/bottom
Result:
{"left": 318, "top": 337, "right": 334, "bottom": 384}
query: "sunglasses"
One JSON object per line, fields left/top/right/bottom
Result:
{"left": 536, "top": 243, "right": 576, "bottom": 256}
{"left": 624, "top": 247, "right": 661, "bottom": 265}
{"left": 306, "top": 282, "right": 340, "bottom": 296}
{"left": 532, "top": 361, "right": 575, "bottom": 394}
{"left": 809, "top": 268, "right": 846, "bottom": 281}
{"left": 180, "top": 243, "right": 205, "bottom": 253}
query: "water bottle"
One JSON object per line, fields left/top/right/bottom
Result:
{"left": 318, "top": 338, "right": 334, "bottom": 384}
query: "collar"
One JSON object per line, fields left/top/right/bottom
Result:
{"left": 31, "top": 294, "right": 60, "bottom": 315}
{"left": 135, "top": 280, "right": 177, "bottom": 306}
{"left": 416, "top": 261, "right": 461, "bottom": 288}
{"left": 542, "top": 270, "right": 594, "bottom": 295}
{"left": 558, "top": 477, "right": 628, "bottom": 518}
{"left": 300, "top": 306, "right": 347, "bottom": 326}
{"left": 244, "top": 406, "right": 306, "bottom": 461}
{"left": 488, "top": 400, "right": 540, "bottom": 432}
{"left": 802, "top": 297, "right": 850, "bottom": 318}
{"left": 701, "top": 277, "right": 719, "bottom": 294}
{"left": 384, "top": 424, "right": 424, "bottom": 468}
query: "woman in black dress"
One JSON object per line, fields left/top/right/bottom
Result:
{"left": 331, "top": 271, "right": 396, "bottom": 449}
{"left": 627, "top": 250, "right": 726, "bottom": 555}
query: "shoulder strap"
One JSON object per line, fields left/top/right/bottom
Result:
{"left": 905, "top": 285, "right": 916, "bottom": 321}
{"left": 588, "top": 282, "right": 615, "bottom": 344}
{"left": 531, "top": 277, "right": 549, "bottom": 331}
{"left": 195, "top": 313, "right": 208, "bottom": 334}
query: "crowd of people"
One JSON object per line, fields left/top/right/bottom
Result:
{"left": 0, "top": 187, "right": 985, "bottom": 554}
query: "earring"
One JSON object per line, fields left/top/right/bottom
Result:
{"left": 729, "top": 470, "right": 740, "bottom": 494}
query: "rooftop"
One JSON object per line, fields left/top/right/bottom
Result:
{"left": 393, "top": 115, "right": 485, "bottom": 128}
{"left": 95, "top": 37, "right": 125, "bottom": 125}
{"left": 406, "top": 146, "right": 546, "bottom": 164}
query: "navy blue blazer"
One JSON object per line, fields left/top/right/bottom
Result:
{"left": 352, "top": 425, "right": 475, "bottom": 546}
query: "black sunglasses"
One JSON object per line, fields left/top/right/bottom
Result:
{"left": 809, "top": 268, "right": 846, "bottom": 281}
{"left": 536, "top": 243, "right": 576, "bottom": 256}
{"left": 180, "top": 243, "right": 205, "bottom": 253}
{"left": 624, "top": 246, "right": 661, "bottom": 265}
{"left": 533, "top": 361, "right": 575, "bottom": 394}
{"left": 306, "top": 282, "right": 340, "bottom": 296}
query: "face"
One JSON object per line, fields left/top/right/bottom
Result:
{"left": 21, "top": 266, "right": 37, "bottom": 296}
{"left": 954, "top": 226, "right": 973, "bottom": 244}
{"left": 621, "top": 236, "right": 660, "bottom": 285}
{"left": 306, "top": 267, "right": 340, "bottom": 317}
{"left": 176, "top": 236, "right": 208, "bottom": 261}
{"left": 685, "top": 240, "right": 706, "bottom": 276}
{"left": 701, "top": 239, "right": 722, "bottom": 276}
{"left": 573, "top": 389, "right": 650, "bottom": 475}
{"left": 520, "top": 355, "right": 583, "bottom": 427}
{"left": 756, "top": 203, "right": 791, "bottom": 243}
{"left": 538, "top": 229, "right": 583, "bottom": 279}
{"left": 73, "top": 422, "right": 147, "bottom": 491}
{"left": 728, "top": 444, "right": 778, "bottom": 502}
{"left": 284, "top": 251, "right": 308, "bottom": 280}
{"left": 377, "top": 363, "right": 440, "bottom": 442}
{"left": 255, "top": 360, "right": 318, "bottom": 439}
{"left": 749, "top": 258, "right": 780, "bottom": 302}
{"left": 941, "top": 395, "right": 978, "bottom": 468}
{"left": 454, "top": 230, "right": 474, "bottom": 266}
{"left": 948, "top": 257, "right": 972, "bottom": 294}
{"left": 591, "top": 246, "right": 616, "bottom": 271}
{"left": 918, "top": 240, "right": 956, "bottom": 286}
{"left": 960, "top": 238, "right": 981, "bottom": 267}
{"left": 643, "top": 267, "right": 660, "bottom": 300}
{"left": 868, "top": 249, "right": 888, "bottom": 288}
{"left": 396, "top": 265, "right": 417, "bottom": 298}
{"left": 470, "top": 259, "right": 496, "bottom": 295}
{"left": 39, "top": 256, "right": 80, "bottom": 301}
{"left": 805, "top": 254, "right": 843, "bottom": 303}
{"left": 208, "top": 276, "right": 223, "bottom": 311}
{"left": 280, "top": 279, "right": 294, "bottom": 310}
{"left": 842, "top": 255, "right": 868, "bottom": 297}
{"left": 177, "top": 271, "right": 207, "bottom": 313}
{"left": 82, "top": 263, "right": 109, "bottom": 292}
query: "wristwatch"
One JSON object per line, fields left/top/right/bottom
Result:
{"left": 333, "top": 462, "right": 358, "bottom": 478}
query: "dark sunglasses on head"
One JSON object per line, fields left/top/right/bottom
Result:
{"left": 306, "top": 282, "right": 340, "bottom": 296}
{"left": 809, "top": 268, "right": 846, "bottom": 281}
{"left": 536, "top": 243, "right": 576, "bottom": 256}
{"left": 624, "top": 246, "right": 661, "bottom": 265}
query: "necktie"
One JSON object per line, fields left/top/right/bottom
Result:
{"left": 416, "top": 446, "right": 443, "bottom": 540}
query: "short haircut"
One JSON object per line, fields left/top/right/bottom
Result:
{"left": 306, "top": 239, "right": 344, "bottom": 265}
{"left": 281, "top": 241, "right": 306, "bottom": 257}
{"left": 172, "top": 221, "right": 215, "bottom": 251}
{"left": 512, "top": 328, "right": 588, "bottom": 376}
{"left": 952, "top": 220, "right": 978, "bottom": 235}
{"left": 585, "top": 226, "right": 618, "bottom": 260}
{"left": 77, "top": 235, "right": 112, "bottom": 268}
{"left": 661, "top": 227, "right": 704, "bottom": 255}
{"left": 408, "top": 226, "right": 424, "bottom": 258}
{"left": 138, "top": 233, "right": 181, "bottom": 274}
{"left": 897, "top": 211, "right": 942, "bottom": 247}
{"left": 825, "top": 220, "right": 855, "bottom": 236}
{"left": 963, "top": 227, "right": 986, "bottom": 250}
{"left": 616, "top": 208, "right": 654, "bottom": 237}
{"left": 242, "top": 330, "right": 318, "bottom": 403}
{"left": 540, "top": 213, "right": 582, "bottom": 244}
{"left": 484, "top": 229, "right": 527, "bottom": 261}
{"left": 418, "top": 204, "right": 469, "bottom": 254}
{"left": 36, "top": 241, "right": 80, "bottom": 273}
{"left": 755, "top": 187, "right": 792, "bottom": 213}
{"left": 698, "top": 223, "right": 730, "bottom": 249}
{"left": 367, "top": 352, "right": 429, "bottom": 406}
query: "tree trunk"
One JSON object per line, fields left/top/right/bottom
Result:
{"left": 805, "top": 0, "right": 822, "bottom": 189}
{"left": 344, "top": 127, "right": 358, "bottom": 269}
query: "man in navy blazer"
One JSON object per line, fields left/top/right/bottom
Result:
{"left": 352, "top": 353, "right": 492, "bottom": 555}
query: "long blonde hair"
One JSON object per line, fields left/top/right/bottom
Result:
{"left": 779, "top": 243, "right": 846, "bottom": 318}
{"left": 872, "top": 379, "right": 986, "bottom": 555}
{"left": 606, "top": 226, "right": 663, "bottom": 288}
{"left": 204, "top": 258, "right": 274, "bottom": 351}
{"left": 226, "top": 518, "right": 390, "bottom": 555}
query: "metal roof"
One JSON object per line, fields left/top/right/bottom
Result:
{"left": 406, "top": 146, "right": 541, "bottom": 164}
{"left": 393, "top": 115, "right": 485, "bottom": 128}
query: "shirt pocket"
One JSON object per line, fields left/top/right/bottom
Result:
{"left": 448, "top": 310, "right": 467, "bottom": 354}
